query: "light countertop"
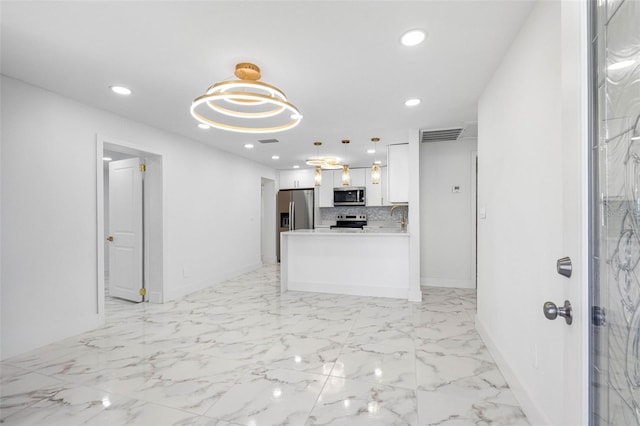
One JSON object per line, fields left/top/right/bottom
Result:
{"left": 284, "top": 229, "right": 409, "bottom": 236}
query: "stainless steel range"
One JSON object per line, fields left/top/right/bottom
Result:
{"left": 330, "top": 214, "right": 367, "bottom": 229}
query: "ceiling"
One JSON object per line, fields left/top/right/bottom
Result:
{"left": 1, "top": 1, "right": 533, "bottom": 170}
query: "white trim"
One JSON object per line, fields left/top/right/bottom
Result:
{"left": 476, "top": 316, "right": 550, "bottom": 426}
{"left": 287, "top": 281, "right": 408, "bottom": 299}
{"left": 164, "top": 263, "right": 262, "bottom": 301}
{"left": 471, "top": 150, "right": 478, "bottom": 289}
{"left": 96, "top": 134, "right": 165, "bottom": 308}
{"left": 421, "top": 277, "right": 474, "bottom": 289}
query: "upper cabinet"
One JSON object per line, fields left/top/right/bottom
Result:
{"left": 318, "top": 167, "right": 390, "bottom": 207}
{"left": 366, "top": 166, "right": 389, "bottom": 206}
{"left": 279, "top": 169, "right": 315, "bottom": 189}
{"left": 387, "top": 143, "right": 409, "bottom": 203}
{"left": 318, "top": 170, "right": 334, "bottom": 207}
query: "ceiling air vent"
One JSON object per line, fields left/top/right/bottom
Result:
{"left": 420, "top": 128, "right": 463, "bottom": 143}
{"left": 258, "top": 138, "right": 279, "bottom": 144}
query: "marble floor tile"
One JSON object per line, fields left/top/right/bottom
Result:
{"left": 81, "top": 396, "right": 207, "bottom": 426}
{"left": 0, "top": 369, "right": 66, "bottom": 421}
{"left": 204, "top": 367, "right": 327, "bottom": 426}
{"left": 307, "top": 377, "right": 418, "bottom": 426}
{"left": 333, "top": 343, "right": 417, "bottom": 390}
{"left": 1, "top": 266, "right": 529, "bottom": 425}
{"left": 130, "top": 353, "right": 253, "bottom": 415}
{"left": 1, "top": 383, "right": 122, "bottom": 426}
{"left": 416, "top": 378, "right": 528, "bottom": 425}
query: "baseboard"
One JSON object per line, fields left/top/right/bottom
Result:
{"left": 2, "top": 313, "right": 104, "bottom": 361}
{"left": 166, "top": 262, "right": 263, "bottom": 301}
{"left": 286, "top": 281, "right": 408, "bottom": 299}
{"left": 421, "top": 276, "right": 475, "bottom": 289}
{"left": 475, "top": 317, "right": 550, "bottom": 426}
{"left": 262, "top": 256, "right": 277, "bottom": 264}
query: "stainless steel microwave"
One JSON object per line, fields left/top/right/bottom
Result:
{"left": 333, "top": 187, "right": 366, "bottom": 206}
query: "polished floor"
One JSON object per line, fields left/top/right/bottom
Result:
{"left": 0, "top": 265, "right": 528, "bottom": 425}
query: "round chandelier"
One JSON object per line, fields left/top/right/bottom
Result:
{"left": 306, "top": 157, "right": 343, "bottom": 170}
{"left": 190, "top": 63, "right": 302, "bottom": 134}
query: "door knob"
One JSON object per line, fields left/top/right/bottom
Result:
{"left": 106, "top": 236, "right": 114, "bottom": 242}
{"left": 543, "top": 300, "right": 573, "bottom": 325}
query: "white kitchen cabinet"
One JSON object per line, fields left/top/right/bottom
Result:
{"left": 387, "top": 144, "right": 409, "bottom": 203}
{"left": 318, "top": 170, "right": 334, "bottom": 207}
{"left": 381, "top": 166, "right": 391, "bottom": 205}
{"left": 349, "top": 168, "right": 366, "bottom": 187}
{"left": 334, "top": 167, "right": 365, "bottom": 187}
{"left": 366, "top": 165, "right": 388, "bottom": 206}
{"left": 279, "top": 169, "right": 315, "bottom": 189}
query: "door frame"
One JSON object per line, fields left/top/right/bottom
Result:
{"left": 96, "top": 134, "right": 165, "bottom": 313}
{"left": 260, "top": 177, "right": 277, "bottom": 264}
{"left": 471, "top": 150, "right": 478, "bottom": 289}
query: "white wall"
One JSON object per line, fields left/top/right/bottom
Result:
{"left": 476, "top": 1, "right": 578, "bottom": 424}
{"left": 1, "top": 76, "right": 276, "bottom": 359}
{"left": 420, "top": 138, "right": 477, "bottom": 288}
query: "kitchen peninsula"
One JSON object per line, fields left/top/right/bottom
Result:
{"left": 280, "top": 229, "right": 410, "bottom": 299}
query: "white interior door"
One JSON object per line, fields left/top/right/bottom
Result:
{"left": 108, "top": 157, "right": 144, "bottom": 302}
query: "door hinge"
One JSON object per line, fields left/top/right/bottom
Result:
{"left": 139, "top": 288, "right": 147, "bottom": 296}
{"left": 592, "top": 306, "right": 606, "bottom": 326}
{"left": 139, "top": 164, "right": 146, "bottom": 172}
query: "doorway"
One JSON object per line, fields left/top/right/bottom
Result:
{"left": 261, "top": 177, "right": 276, "bottom": 264}
{"left": 590, "top": 0, "right": 640, "bottom": 424}
{"left": 96, "top": 135, "right": 164, "bottom": 314}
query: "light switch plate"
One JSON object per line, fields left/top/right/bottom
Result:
{"left": 479, "top": 206, "right": 487, "bottom": 219}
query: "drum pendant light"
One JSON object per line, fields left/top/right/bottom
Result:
{"left": 313, "top": 142, "right": 322, "bottom": 186}
{"left": 371, "top": 137, "right": 380, "bottom": 184}
{"left": 341, "top": 139, "right": 351, "bottom": 186}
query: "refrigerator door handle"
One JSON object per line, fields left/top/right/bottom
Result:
{"left": 288, "top": 201, "right": 293, "bottom": 231}
{"left": 291, "top": 201, "right": 295, "bottom": 230}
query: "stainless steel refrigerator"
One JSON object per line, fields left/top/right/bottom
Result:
{"left": 277, "top": 189, "right": 314, "bottom": 262}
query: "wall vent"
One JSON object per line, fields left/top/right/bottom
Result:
{"left": 420, "top": 128, "right": 463, "bottom": 143}
{"left": 258, "top": 138, "right": 279, "bottom": 144}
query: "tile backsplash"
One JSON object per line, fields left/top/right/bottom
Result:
{"left": 319, "top": 206, "right": 409, "bottom": 226}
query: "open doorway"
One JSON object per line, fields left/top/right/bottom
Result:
{"left": 261, "top": 177, "right": 276, "bottom": 264}
{"left": 96, "top": 135, "right": 164, "bottom": 314}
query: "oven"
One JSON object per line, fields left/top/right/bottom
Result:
{"left": 330, "top": 214, "right": 367, "bottom": 229}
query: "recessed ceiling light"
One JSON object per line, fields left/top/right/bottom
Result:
{"left": 110, "top": 85, "right": 132, "bottom": 96}
{"left": 272, "top": 155, "right": 280, "bottom": 160}
{"left": 405, "top": 98, "right": 421, "bottom": 107}
{"left": 102, "top": 157, "right": 113, "bottom": 161}
{"left": 197, "top": 123, "right": 210, "bottom": 130}
{"left": 244, "top": 143, "right": 254, "bottom": 149}
{"left": 367, "top": 149, "right": 376, "bottom": 154}
{"left": 293, "top": 165, "right": 300, "bottom": 169}
{"left": 401, "top": 29, "right": 426, "bottom": 46}
{"left": 608, "top": 60, "right": 635, "bottom": 71}
{"left": 374, "top": 160, "right": 382, "bottom": 165}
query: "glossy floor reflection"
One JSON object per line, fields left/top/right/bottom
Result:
{"left": 1, "top": 265, "right": 528, "bottom": 425}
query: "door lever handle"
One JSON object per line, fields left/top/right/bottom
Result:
{"left": 106, "top": 236, "right": 114, "bottom": 242}
{"left": 543, "top": 300, "right": 572, "bottom": 325}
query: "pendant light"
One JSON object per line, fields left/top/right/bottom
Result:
{"left": 341, "top": 139, "right": 351, "bottom": 186}
{"left": 313, "top": 142, "right": 322, "bottom": 186}
{"left": 190, "top": 63, "right": 302, "bottom": 134}
{"left": 306, "top": 142, "right": 341, "bottom": 170}
{"left": 371, "top": 137, "right": 381, "bottom": 184}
